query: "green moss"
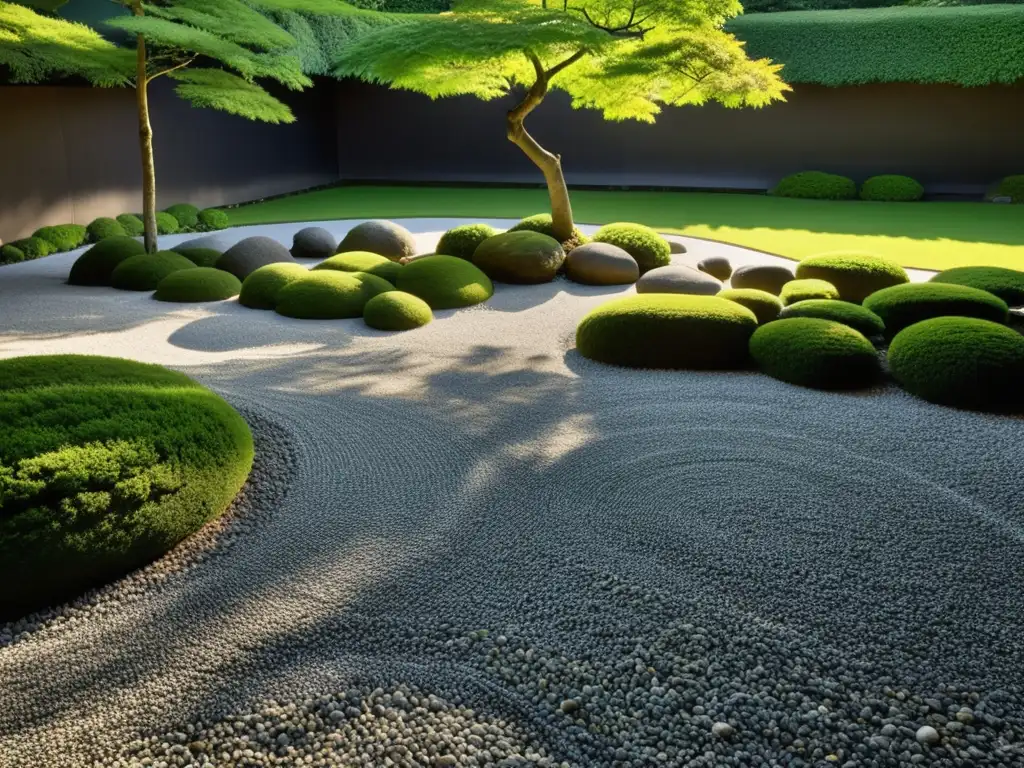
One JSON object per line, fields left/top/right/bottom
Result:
{"left": 314, "top": 251, "right": 402, "bottom": 283}
{"left": 780, "top": 278, "right": 839, "bottom": 305}
{"left": 436, "top": 223, "right": 498, "bottom": 260}
{"left": 156, "top": 212, "right": 180, "bottom": 235}
{"left": 508, "top": 214, "right": 588, "bottom": 252}
{"left": 860, "top": 175, "right": 924, "bottom": 202}
{"left": 472, "top": 231, "right": 565, "bottom": 284}
{"left": 275, "top": 270, "right": 393, "bottom": 319}
{"left": 12, "top": 236, "right": 54, "bottom": 259}
{"left": 750, "top": 317, "right": 879, "bottom": 389}
{"left": 0, "top": 354, "right": 252, "bottom": 621}
{"left": 33, "top": 224, "right": 88, "bottom": 252}
{"left": 779, "top": 299, "right": 885, "bottom": 337}
{"left": 592, "top": 222, "right": 671, "bottom": 274}
{"left": 154, "top": 267, "right": 241, "bottom": 303}
{"left": 576, "top": 295, "right": 758, "bottom": 369}
{"left": 164, "top": 203, "right": 200, "bottom": 230}
{"left": 363, "top": 291, "right": 433, "bottom": 331}
{"left": 930, "top": 266, "right": 1024, "bottom": 307}
{"left": 863, "top": 282, "right": 1008, "bottom": 337}
{"left": 795, "top": 251, "right": 909, "bottom": 303}
{"left": 1, "top": 244, "right": 25, "bottom": 265}
{"left": 395, "top": 254, "right": 494, "bottom": 309}
{"left": 173, "top": 247, "right": 222, "bottom": 268}
{"left": 116, "top": 213, "right": 145, "bottom": 237}
{"left": 239, "top": 263, "right": 309, "bottom": 310}
{"left": 716, "top": 288, "right": 783, "bottom": 324}
{"left": 197, "top": 208, "right": 230, "bottom": 231}
{"left": 988, "top": 175, "right": 1024, "bottom": 203}
{"left": 888, "top": 317, "right": 1024, "bottom": 410}
{"left": 86, "top": 217, "right": 127, "bottom": 243}
{"left": 68, "top": 236, "right": 148, "bottom": 286}
{"left": 110, "top": 251, "right": 197, "bottom": 292}
{"left": 771, "top": 171, "right": 857, "bottom": 200}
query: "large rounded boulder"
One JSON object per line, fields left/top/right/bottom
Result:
{"left": 275, "top": 271, "right": 393, "bottom": 320}
{"left": 863, "top": 282, "right": 1008, "bottom": 338}
{"left": 338, "top": 220, "right": 416, "bottom": 261}
{"left": 929, "top": 266, "right": 1024, "bottom": 307}
{"left": 730, "top": 264, "right": 794, "bottom": 295}
{"left": 637, "top": 265, "right": 721, "bottom": 296}
{"left": 698, "top": 256, "right": 732, "bottom": 281}
{"left": 750, "top": 317, "right": 880, "bottom": 390}
{"left": 472, "top": 231, "right": 565, "bottom": 284}
{"left": 564, "top": 242, "right": 638, "bottom": 286}
{"left": 216, "top": 236, "right": 296, "bottom": 280}
{"left": 395, "top": 255, "right": 493, "bottom": 309}
{"left": 795, "top": 252, "right": 909, "bottom": 304}
{"left": 291, "top": 227, "right": 337, "bottom": 260}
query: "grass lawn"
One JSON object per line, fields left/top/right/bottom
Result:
{"left": 225, "top": 186, "right": 1024, "bottom": 272}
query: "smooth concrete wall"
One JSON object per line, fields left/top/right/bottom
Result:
{"left": 0, "top": 79, "right": 338, "bottom": 243}
{"left": 334, "top": 80, "right": 1024, "bottom": 195}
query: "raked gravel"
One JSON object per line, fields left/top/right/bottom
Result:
{"left": 0, "top": 220, "right": 1022, "bottom": 767}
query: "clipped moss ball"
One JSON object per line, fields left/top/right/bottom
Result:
{"left": 275, "top": 271, "right": 393, "bottom": 319}
{"left": 780, "top": 278, "right": 839, "bottom": 306}
{"left": 395, "top": 254, "right": 493, "bottom": 309}
{"left": 315, "top": 251, "right": 402, "bottom": 284}
{"left": 592, "top": 222, "right": 671, "bottom": 275}
{"left": 985, "top": 175, "right": 1024, "bottom": 203}
{"left": 1, "top": 244, "right": 25, "bottom": 264}
{"left": 576, "top": 294, "right": 757, "bottom": 369}
{"left": 238, "top": 263, "right": 309, "bottom": 310}
{"left": 750, "top": 318, "right": 879, "bottom": 390}
{"left": 12, "top": 236, "right": 53, "bottom": 259}
{"left": 730, "top": 264, "right": 794, "bottom": 295}
{"left": 154, "top": 267, "right": 241, "bottom": 303}
{"left": 363, "top": 291, "right": 433, "bottom": 331}
{"left": 173, "top": 247, "right": 222, "bottom": 267}
{"left": 863, "top": 282, "right": 1008, "bottom": 337}
{"left": 888, "top": 317, "right": 1024, "bottom": 410}
{"left": 197, "top": 208, "right": 229, "bottom": 231}
{"left": 338, "top": 220, "right": 416, "bottom": 261}
{"left": 472, "top": 231, "right": 565, "bottom": 284}
{"left": 796, "top": 252, "right": 909, "bottom": 303}
{"left": 86, "top": 217, "right": 126, "bottom": 243}
{"left": 116, "top": 213, "right": 145, "bottom": 237}
{"left": 930, "top": 266, "right": 1024, "bottom": 307}
{"left": 34, "top": 224, "right": 88, "bottom": 252}
{"left": 156, "top": 212, "right": 180, "bottom": 235}
{"left": 779, "top": 299, "right": 885, "bottom": 337}
{"left": 436, "top": 223, "right": 497, "bottom": 261}
{"left": 68, "top": 236, "right": 147, "bottom": 286}
{"left": 111, "top": 251, "right": 196, "bottom": 291}
{"left": 717, "top": 288, "right": 783, "bottom": 325}
{"left": 860, "top": 175, "right": 924, "bottom": 202}
{"left": 771, "top": 171, "right": 857, "bottom": 200}
{"left": 164, "top": 203, "right": 200, "bottom": 230}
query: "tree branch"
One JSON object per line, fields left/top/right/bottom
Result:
{"left": 146, "top": 55, "right": 197, "bottom": 84}
{"left": 571, "top": 7, "right": 649, "bottom": 38}
{"left": 545, "top": 50, "right": 586, "bottom": 80}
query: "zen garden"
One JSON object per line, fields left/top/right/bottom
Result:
{"left": 1, "top": 0, "right": 1024, "bottom": 765}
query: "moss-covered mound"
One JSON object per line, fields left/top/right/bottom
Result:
{"left": 68, "top": 236, "right": 148, "bottom": 286}
{"left": 930, "top": 266, "right": 1024, "bottom": 307}
{"left": 771, "top": 171, "right": 857, "bottom": 200}
{"left": 34, "top": 224, "right": 88, "bottom": 252}
{"left": 156, "top": 212, "right": 180, "bottom": 235}
{"left": 173, "top": 247, "right": 222, "bottom": 268}
{"left": 795, "top": 252, "right": 909, "bottom": 304}
{"left": 0, "top": 355, "right": 253, "bottom": 620}
{"left": 576, "top": 295, "right": 757, "bottom": 369}
{"left": 860, "top": 175, "right": 924, "bottom": 202}
{"left": 395, "top": 255, "right": 494, "bottom": 310}
{"left": 1, "top": 244, "right": 25, "bottom": 264}
{"left": 779, "top": 299, "right": 885, "bottom": 337}
{"left": 275, "top": 271, "right": 393, "bottom": 319}
{"left": 116, "top": 214, "right": 145, "bottom": 237}
{"left": 314, "top": 251, "right": 402, "bottom": 284}
{"left": 238, "top": 263, "right": 309, "bottom": 310}
{"left": 591, "top": 222, "right": 671, "bottom": 275}
{"left": 863, "top": 282, "right": 1009, "bottom": 337}
{"left": 472, "top": 231, "right": 565, "bottom": 284}
{"left": 750, "top": 318, "right": 880, "bottom": 390}
{"left": 507, "top": 214, "right": 588, "bottom": 252}
{"left": 11, "top": 236, "right": 53, "bottom": 259}
{"left": 338, "top": 220, "right": 416, "bottom": 261}
{"left": 363, "top": 291, "right": 433, "bottom": 331}
{"left": 111, "top": 251, "right": 197, "bottom": 292}
{"left": 164, "top": 203, "right": 200, "bottom": 230}
{"left": 197, "top": 208, "right": 229, "bottom": 231}
{"left": 436, "top": 223, "right": 497, "bottom": 261}
{"left": 888, "top": 317, "right": 1024, "bottom": 411}
{"left": 986, "top": 174, "right": 1024, "bottom": 204}
{"left": 86, "top": 217, "right": 127, "bottom": 243}
{"left": 780, "top": 278, "right": 839, "bottom": 305}
{"left": 717, "top": 288, "right": 783, "bottom": 325}
{"left": 154, "top": 268, "right": 241, "bottom": 303}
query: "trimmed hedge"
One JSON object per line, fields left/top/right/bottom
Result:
{"left": 0, "top": 355, "right": 253, "bottom": 620}
{"left": 174, "top": 247, "right": 222, "bottom": 268}
{"left": 111, "top": 251, "right": 197, "bottom": 291}
{"left": 1, "top": 244, "right": 25, "bottom": 265}
{"left": 888, "top": 317, "right": 1024, "bottom": 410}
{"left": 591, "top": 222, "right": 671, "bottom": 274}
{"left": 395, "top": 255, "right": 494, "bottom": 309}
{"left": 68, "top": 236, "right": 147, "bottom": 286}
{"left": 33, "top": 224, "right": 87, "bottom": 252}
{"left": 197, "top": 208, "right": 230, "bottom": 231}
{"left": 717, "top": 288, "right": 784, "bottom": 324}
{"left": 780, "top": 278, "right": 839, "bottom": 305}
{"left": 154, "top": 267, "right": 241, "bottom": 303}
{"left": 238, "top": 263, "right": 309, "bottom": 310}
{"left": 275, "top": 271, "right": 393, "bottom": 319}
{"left": 859, "top": 175, "right": 924, "bottom": 202}
{"left": 750, "top": 317, "right": 880, "bottom": 390}
{"left": 156, "top": 212, "right": 180, "bottom": 235}
{"left": 930, "top": 266, "right": 1024, "bottom": 307}
{"left": 314, "top": 251, "right": 403, "bottom": 284}
{"left": 779, "top": 299, "right": 886, "bottom": 337}
{"left": 576, "top": 295, "right": 758, "bottom": 369}
{"left": 508, "top": 214, "right": 588, "bottom": 251}
{"left": 987, "top": 175, "right": 1024, "bottom": 203}
{"left": 436, "top": 223, "right": 497, "bottom": 261}
{"left": 11, "top": 236, "right": 53, "bottom": 259}
{"left": 770, "top": 171, "right": 857, "bottom": 200}
{"left": 117, "top": 214, "right": 145, "bottom": 237}
{"left": 363, "top": 291, "right": 433, "bottom": 331}
{"left": 87, "top": 217, "right": 128, "bottom": 243}
{"left": 795, "top": 252, "right": 908, "bottom": 303}
{"left": 164, "top": 203, "right": 200, "bottom": 230}
{"left": 863, "top": 282, "right": 1009, "bottom": 336}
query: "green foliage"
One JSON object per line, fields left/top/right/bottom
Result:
{"left": 860, "top": 175, "right": 924, "bottom": 203}
{"left": 930, "top": 266, "right": 1024, "bottom": 307}
{"left": 576, "top": 294, "right": 758, "bottom": 369}
{"left": 749, "top": 317, "right": 879, "bottom": 390}
{"left": 272, "top": 6, "right": 400, "bottom": 77}
{"left": 728, "top": 6, "right": 1024, "bottom": 87}
{"left": 238, "top": 262, "right": 309, "bottom": 309}
{"left": 436, "top": 223, "right": 498, "bottom": 261}
{"left": 68, "top": 236, "right": 148, "bottom": 286}
{"left": 472, "top": 231, "right": 565, "bottom": 284}
{"left": 110, "top": 251, "right": 197, "bottom": 291}
{"left": 771, "top": 171, "right": 857, "bottom": 201}
{"left": 197, "top": 208, "right": 230, "bottom": 231}
{"left": 164, "top": 203, "right": 200, "bottom": 230}
{"left": 795, "top": 251, "right": 908, "bottom": 303}
{"left": 987, "top": 175, "right": 1024, "bottom": 203}
{"left": 87, "top": 217, "right": 128, "bottom": 243}
{"left": 780, "top": 278, "right": 839, "bottom": 305}
{"left": 10, "top": 236, "right": 53, "bottom": 258}
{"left": 363, "top": 290, "right": 433, "bottom": 331}
{"left": 778, "top": 299, "right": 885, "bottom": 337}
{"left": 275, "top": 270, "right": 394, "bottom": 318}
{"left": 716, "top": 287, "right": 783, "bottom": 324}
{"left": 0, "top": 354, "right": 252, "bottom": 620}
{"left": 592, "top": 222, "right": 670, "bottom": 275}
{"left": 155, "top": 212, "right": 180, "bottom": 235}
{"left": 1, "top": 244, "right": 25, "bottom": 265}
{"left": 508, "top": 214, "right": 587, "bottom": 251}
{"left": 117, "top": 214, "right": 146, "bottom": 237}
{"left": 863, "top": 282, "right": 1008, "bottom": 337}
{"left": 33, "top": 224, "right": 87, "bottom": 252}
{"left": 395, "top": 254, "right": 493, "bottom": 309}
{"left": 314, "top": 251, "right": 403, "bottom": 283}
{"left": 173, "top": 247, "right": 223, "bottom": 267}
{"left": 154, "top": 267, "right": 242, "bottom": 302}
{"left": 888, "top": 317, "right": 1024, "bottom": 411}
{"left": 169, "top": 68, "right": 297, "bottom": 123}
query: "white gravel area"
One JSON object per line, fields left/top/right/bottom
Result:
{"left": 0, "top": 220, "right": 1022, "bottom": 767}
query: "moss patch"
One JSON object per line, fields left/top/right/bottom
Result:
{"left": 795, "top": 252, "right": 908, "bottom": 304}
{"left": 750, "top": 317, "right": 879, "bottom": 390}
{"left": 363, "top": 291, "right": 433, "bottom": 331}
{"left": 111, "top": 251, "right": 197, "bottom": 292}
{"left": 395, "top": 255, "right": 494, "bottom": 310}
{"left": 154, "top": 268, "right": 241, "bottom": 302}
{"left": 275, "top": 271, "right": 393, "bottom": 319}
{"left": 69, "top": 237, "right": 148, "bottom": 286}
{"left": 863, "top": 282, "right": 1008, "bottom": 337}
{"left": 315, "top": 251, "right": 403, "bottom": 284}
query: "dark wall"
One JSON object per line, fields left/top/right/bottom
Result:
{"left": 334, "top": 80, "right": 1024, "bottom": 195}
{"left": 0, "top": 79, "right": 338, "bottom": 243}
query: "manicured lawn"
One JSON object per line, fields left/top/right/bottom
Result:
{"left": 224, "top": 186, "right": 1024, "bottom": 271}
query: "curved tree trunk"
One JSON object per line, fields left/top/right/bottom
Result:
{"left": 132, "top": 3, "right": 158, "bottom": 254}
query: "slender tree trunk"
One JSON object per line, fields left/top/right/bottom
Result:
{"left": 132, "top": 3, "right": 158, "bottom": 254}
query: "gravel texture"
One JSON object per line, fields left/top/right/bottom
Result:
{"left": 0, "top": 220, "right": 1021, "bottom": 767}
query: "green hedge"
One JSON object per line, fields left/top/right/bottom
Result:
{"left": 771, "top": 171, "right": 857, "bottom": 200}
{"left": 860, "top": 175, "right": 924, "bottom": 202}
{"left": 33, "top": 224, "right": 87, "bottom": 252}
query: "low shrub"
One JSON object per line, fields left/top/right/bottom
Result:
{"left": 156, "top": 212, "right": 180, "bottom": 235}
{"left": 436, "top": 223, "right": 497, "bottom": 260}
{"left": 860, "top": 175, "right": 924, "bottom": 202}
{"left": 1, "top": 244, "right": 25, "bottom": 264}
{"left": 164, "top": 203, "right": 200, "bottom": 231}
{"left": 987, "top": 175, "right": 1024, "bottom": 203}
{"left": 779, "top": 299, "right": 885, "bottom": 337}
{"left": 508, "top": 214, "right": 588, "bottom": 252}
{"left": 771, "top": 171, "right": 857, "bottom": 200}
{"left": 717, "top": 288, "right": 783, "bottom": 324}
{"left": 576, "top": 294, "right": 758, "bottom": 369}
{"left": 0, "top": 354, "right": 252, "bottom": 620}
{"left": 116, "top": 213, "right": 145, "bottom": 237}
{"left": 395, "top": 254, "right": 494, "bottom": 309}
{"left": 888, "top": 317, "right": 1024, "bottom": 410}
{"left": 86, "top": 217, "right": 128, "bottom": 243}
{"left": 929, "top": 266, "right": 1024, "bottom": 307}
{"left": 472, "top": 231, "right": 565, "bottom": 284}
{"left": 154, "top": 267, "right": 241, "bottom": 302}
{"left": 68, "top": 237, "right": 148, "bottom": 286}
{"left": 795, "top": 251, "right": 909, "bottom": 303}
{"left": 591, "top": 222, "right": 671, "bottom": 274}
{"left": 33, "top": 224, "right": 88, "bottom": 252}
{"left": 750, "top": 317, "right": 880, "bottom": 389}
{"left": 110, "top": 251, "right": 197, "bottom": 291}
{"left": 780, "top": 278, "right": 840, "bottom": 305}
{"left": 238, "top": 263, "right": 309, "bottom": 310}
{"left": 197, "top": 208, "right": 230, "bottom": 231}
{"left": 363, "top": 291, "right": 433, "bottom": 331}
{"left": 275, "top": 271, "right": 393, "bottom": 319}
{"left": 863, "top": 282, "right": 1008, "bottom": 336}
{"left": 174, "top": 247, "right": 222, "bottom": 267}
{"left": 315, "top": 251, "right": 403, "bottom": 284}
{"left": 12, "top": 236, "right": 54, "bottom": 259}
